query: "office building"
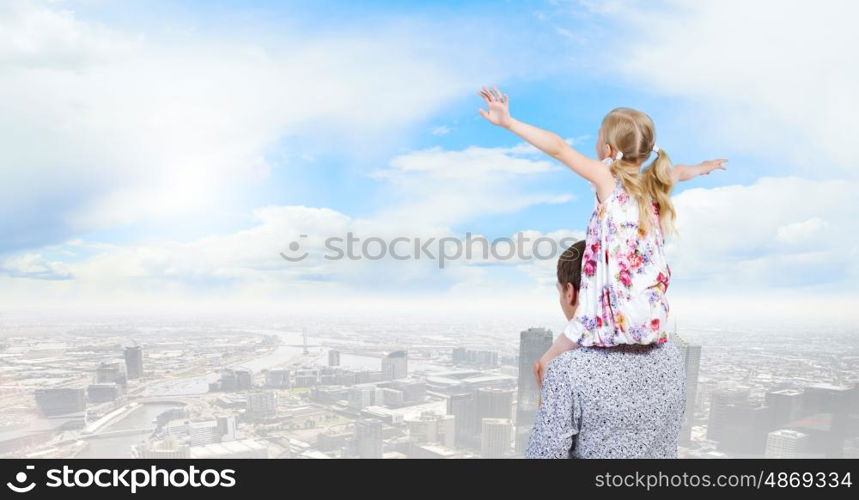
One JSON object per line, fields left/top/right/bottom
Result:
{"left": 235, "top": 369, "right": 253, "bottom": 390}
{"left": 96, "top": 361, "right": 127, "bottom": 387}
{"left": 86, "top": 383, "right": 122, "bottom": 403}
{"left": 265, "top": 369, "right": 290, "bottom": 388}
{"left": 481, "top": 418, "right": 513, "bottom": 458}
{"left": 515, "top": 328, "right": 553, "bottom": 453}
{"left": 765, "top": 429, "right": 809, "bottom": 458}
{"left": 348, "top": 386, "right": 375, "bottom": 410}
{"left": 678, "top": 338, "right": 701, "bottom": 444}
{"left": 382, "top": 350, "right": 408, "bottom": 380}
{"left": 246, "top": 391, "right": 277, "bottom": 420}
{"left": 355, "top": 419, "right": 383, "bottom": 458}
{"left": 448, "top": 391, "right": 478, "bottom": 448}
{"left": 766, "top": 389, "right": 803, "bottom": 428}
{"left": 34, "top": 388, "right": 86, "bottom": 417}
{"left": 329, "top": 349, "right": 341, "bottom": 367}
{"left": 124, "top": 346, "right": 143, "bottom": 379}
{"left": 477, "top": 387, "right": 514, "bottom": 421}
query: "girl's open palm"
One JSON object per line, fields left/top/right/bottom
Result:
{"left": 477, "top": 86, "right": 512, "bottom": 128}
{"left": 699, "top": 158, "right": 728, "bottom": 174}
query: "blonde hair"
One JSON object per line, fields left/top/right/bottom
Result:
{"left": 600, "top": 107, "right": 676, "bottom": 237}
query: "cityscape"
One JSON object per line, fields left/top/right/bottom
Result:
{"left": 0, "top": 313, "right": 856, "bottom": 459}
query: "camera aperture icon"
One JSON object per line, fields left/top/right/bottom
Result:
{"left": 7, "top": 465, "right": 36, "bottom": 493}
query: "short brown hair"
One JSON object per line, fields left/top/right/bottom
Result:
{"left": 557, "top": 240, "right": 586, "bottom": 291}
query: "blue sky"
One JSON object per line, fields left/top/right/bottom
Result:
{"left": 0, "top": 0, "right": 857, "bottom": 320}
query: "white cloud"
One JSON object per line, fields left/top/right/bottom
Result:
{"left": 586, "top": 0, "right": 859, "bottom": 175}
{"left": 0, "top": 140, "right": 579, "bottom": 303}
{"left": 0, "top": 1, "right": 512, "bottom": 250}
{"left": 371, "top": 144, "right": 573, "bottom": 227}
{"left": 667, "top": 177, "right": 858, "bottom": 292}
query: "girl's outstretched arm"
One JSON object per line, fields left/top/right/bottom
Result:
{"left": 671, "top": 159, "right": 728, "bottom": 183}
{"left": 478, "top": 86, "right": 614, "bottom": 191}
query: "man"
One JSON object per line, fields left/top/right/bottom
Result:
{"left": 525, "top": 241, "right": 687, "bottom": 458}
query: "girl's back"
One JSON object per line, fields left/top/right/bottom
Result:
{"left": 564, "top": 175, "right": 672, "bottom": 346}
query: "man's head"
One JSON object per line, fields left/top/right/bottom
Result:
{"left": 557, "top": 240, "right": 586, "bottom": 321}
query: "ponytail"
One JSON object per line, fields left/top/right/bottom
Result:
{"left": 600, "top": 107, "right": 676, "bottom": 238}
{"left": 643, "top": 148, "right": 676, "bottom": 237}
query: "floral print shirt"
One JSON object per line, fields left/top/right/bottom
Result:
{"left": 524, "top": 340, "right": 686, "bottom": 458}
{"left": 563, "top": 177, "right": 672, "bottom": 346}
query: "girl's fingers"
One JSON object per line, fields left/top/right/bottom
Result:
{"left": 482, "top": 86, "right": 496, "bottom": 102}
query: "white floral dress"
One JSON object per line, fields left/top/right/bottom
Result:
{"left": 563, "top": 177, "right": 671, "bottom": 346}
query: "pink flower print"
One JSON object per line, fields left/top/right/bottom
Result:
{"left": 650, "top": 318, "right": 660, "bottom": 331}
{"left": 628, "top": 252, "right": 644, "bottom": 270}
{"left": 583, "top": 259, "right": 597, "bottom": 277}
{"left": 618, "top": 269, "right": 632, "bottom": 288}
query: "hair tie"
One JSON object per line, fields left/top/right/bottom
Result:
{"left": 652, "top": 145, "right": 660, "bottom": 154}
{"left": 614, "top": 151, "right": 623, "bottom": 161}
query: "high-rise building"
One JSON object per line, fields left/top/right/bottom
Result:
{"left": 217, "top": 415, "right": 238, "bottom": 442}
{"left": 406, "top": 415, "right": 437, "bottom": 443}
{"left": 293, "top": 368, "right": 319, "bottom": 387}
{"left": 452, "top": 347, "right": 499, "bottom": 367}
{"left": 235, "top": 369, "right": 253, "bottom": 390}
{"left": 354, "top": 419, "right": 383, "bottom": 458}
{"left": 677, "top": 338, "right": 701, "bottom": 444}
{"left": 708, "top": 389, "right": 770, "bottom": 455}
{"left": 86, "top": 383, "right": 123, "bottom": 403}
{"left": 765, "top": 429, "right": 809, "bottom": 458}
{"left": 765, "top": 389, "right": 803, "bottom": 428}
{"left": 265, "top": 369, "right": 290, "bottom": 388}
{"left": 217, "top": 369, "right": 238, "bottom": 391}
{"left": 448, "top": 392, "right": 478, "bottom": 448}
{"left": 96, "top": 361, "right": 128, "bottom": 387}
{"left": 707, "top": 388, "right": 750, "bottom": 443}
{"left": 246, "top": 391, "right": 277, "bottom": 420}
{"left": 124, "top": 346, "right": 143, "bottom": 379}
{"left": 515, "top": 327, "right": 553, "bottom": 453}
{"left": 382, "top": 350, "right": 408, "bottom": 380}
{"left": 477, "top": 387, "right": 514, "bottom": 421}
{"left": 481, "top": 418, "right": 513, "bottom": 458}
{"left": 34, "top": 388, "right": 86, "bottom": 417}
{"left": 405, "top": 412, "right": 455, "bottom": 448}
{"left": 329, "top": 349, "right": 341, "bottom": 367}
{"left": 348, "top": 386, "right": 375, "bottom": 410}
{"left": 189, "top": 420, "right": 221, "bottom": 446}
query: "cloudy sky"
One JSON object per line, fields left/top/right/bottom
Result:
{"left": 1, "top": 0, "right": 857, "bottom": 322}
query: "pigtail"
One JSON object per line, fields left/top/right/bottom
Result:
{"left": 643, "top": 148, "right": 676, "bottom": 237}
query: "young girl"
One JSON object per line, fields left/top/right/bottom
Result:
{"left": 477, "top": 86, "right": 726, "bottom": 377}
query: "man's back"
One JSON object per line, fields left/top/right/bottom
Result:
{"left": 525, "top": 340, "right": 686, "bottom": 458}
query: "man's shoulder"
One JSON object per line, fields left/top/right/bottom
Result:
{"left": 547, "top": 341, "right": 683, "bottom": 372}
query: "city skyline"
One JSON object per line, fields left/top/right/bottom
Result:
{"left": 1, "top": 314, "right": 856, "bottom": 459}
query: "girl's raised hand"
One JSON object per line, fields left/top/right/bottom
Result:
{"left": 477, "top": 85, "right": 512, "bottom": 128}
{"left": 699, "top": 158, "right": 728, "bottom": 175}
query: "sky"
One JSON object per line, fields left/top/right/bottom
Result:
{"left": 1, "top": 0, "right": 857, "bottom": 322}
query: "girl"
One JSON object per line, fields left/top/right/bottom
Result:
{"left": 477, "top": 86, "right": 726, "bottom": 378}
